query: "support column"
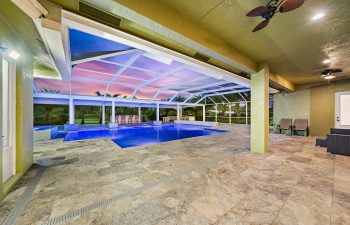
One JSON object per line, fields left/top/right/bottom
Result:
{"left": 251, "top": 63, "right": 269, "bottom": 153}
{"left": 111, "top": 100, "right": 115, "bottom": 123}
{"left": 202, "top": 105, "right": 205, "bottom": 121}
{"left": 69, "top": 97, "right": 74, "bottom": 124}
{"left": 156, "top": 103, "right": 160, "bottom": 121}
{"left": 245, "top": 101, "right": 248, "bottom": 125}
{"left": 138, "top": 106, "right": 141, "bottom": 122}
{"left": 177, "top": 104, "right": 180, "bottom": 120}
{"left": 215, "top": 104, "right": 218, "bottom": 122}
{"left": 102, "top": 104, "right": 105, "bottom": 124}
{"left": 229, "top": 104, "right": 232, "bottom": 124}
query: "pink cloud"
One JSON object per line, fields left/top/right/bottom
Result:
{"left": 35, "top": 78, "right": 70, "bottom": 94}
{"left": 120, "top": 68, "right": 156, "bottom": 80}
{"left": 74, "top": 61, "right": 120, "bottom": 74}
{"left": 70, "top": 79, "right": 107, "bottom": 96}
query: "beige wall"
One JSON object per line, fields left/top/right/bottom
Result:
{"left": 273, "top": 80, "right": 350, "bottom": 137}
{"left": 273, "top": 89, "right": 310, "bottom": 126}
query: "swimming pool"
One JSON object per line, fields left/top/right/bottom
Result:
{"left": 64, "top": 124, "right": 228, "bottom": 148}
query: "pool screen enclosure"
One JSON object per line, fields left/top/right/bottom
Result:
{"left": 33, "top": 10, "right": 251, "bottom": 124}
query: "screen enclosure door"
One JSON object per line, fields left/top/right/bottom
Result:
{"left": 1, "top": 56, "right": 16, "bottom": 183}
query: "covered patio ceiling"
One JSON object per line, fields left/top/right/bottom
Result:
{"left": 33, "top": 11, "right": 251, "bottom": 107}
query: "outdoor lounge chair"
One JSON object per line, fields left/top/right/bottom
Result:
{"left": 132, "top": 115, "right": 139, "bottom": 123}
{"left": 121, "top": 115, "right": 126, "bottom": 124}
{"left": 277, "top": 118, "right": 292, "bottom": 134}
{"left": 115, "top": 115, "right": 122, "bottom": 124}
{"left": 293, "top": 119, "right": 309, "bottom": 136}
{"left": 124, "top": 115, "right": 129, "bottom": 124}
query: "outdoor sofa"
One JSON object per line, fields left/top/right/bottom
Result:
{"left": 327, "top": 128, "right": 350, "bottom": 156}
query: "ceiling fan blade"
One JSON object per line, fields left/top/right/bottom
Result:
{"left": 332, "top": 69, "right": 342, "bottom": 73}
{"left": 252, "top": 20, "right": 270, "bottom": 32}
{"left": 279, "top": 0, "right": 305, "bottom": 13}
{"left": 246, "top": 6, "right": 269, "bottom": 17}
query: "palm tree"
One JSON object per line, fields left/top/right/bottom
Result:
{"left": 173, "top": 96, "right": 186, "bottom": 102}
{"left": 105, "top": 93, "right": 120, "bottom": 97}
{"left": 40, "top": 88, "right": 60, "bottom": 94}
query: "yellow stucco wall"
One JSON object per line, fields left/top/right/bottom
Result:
{"left": 0, "top": 0, "right": 34, "bottom": 199}
{"left": 273, "top": 89, "right": 310, "bottom": 126}
{"left": 251, "top": 64, "right": 269, "bottom": 153}
{"left": 273, "top": 80, "right": 350, "bottom": 137}
{"left": 309, "top": 85, "right": 335, "bottom": 136}
{"left": 310, "top": 81, "right": 350, "bottom": 136}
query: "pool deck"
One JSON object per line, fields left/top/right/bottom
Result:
{"left": 1, "top": 124, "right": 350, "bottom": 225}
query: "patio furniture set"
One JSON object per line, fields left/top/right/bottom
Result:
{"left": 276, "top": 118, "right": 309, "bottom": 136}
{"left": 115, "top": 115, "right": 140, "bottom": 124}
{"left": 315, "top": 128, "right": 350, "bottom": 156}
{"left": 162, "top": 116, "right": 196, "bottom": 122}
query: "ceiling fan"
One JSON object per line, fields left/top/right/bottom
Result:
{"left": 321, "top": 69, "right": 343, "bottom": 80}
{"left": 246, "top": 0, "right": 306, "bottom": 32}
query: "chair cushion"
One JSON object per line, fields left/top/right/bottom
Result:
{"left": 294, "top": 119, "right": 308, "bottom": 130}
{"left": 280, "top": 118, "right": 292, "bottom": 129}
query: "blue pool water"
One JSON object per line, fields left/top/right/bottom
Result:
{"left": 64, "top": 124, "right": 228, "bottom": 148}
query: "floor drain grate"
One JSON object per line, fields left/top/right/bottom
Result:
{"left": 39, "top": 153, "right": 234, "bottom": 225}
{"left": 2, "top": 167, "right": 45, "bottom": 225}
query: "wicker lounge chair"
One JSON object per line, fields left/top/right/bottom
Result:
{"left": 327, "top": 128, "right": 350, "bottom": 156}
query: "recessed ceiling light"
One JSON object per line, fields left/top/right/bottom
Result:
{"left": 311, "top": 12, "right": 325, "bottom": 21}
{"left": 9, "top": 51, "right": 20, "bottom": 60}
{"left": 323, "top": 59, "right": 331, "bottom": 64}
{"left": 324, "top": 75, "right": 335, "bottom": 80}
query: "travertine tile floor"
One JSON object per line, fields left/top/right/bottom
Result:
{"left": 1, "top": 124, "right": 349, "bottom": 225}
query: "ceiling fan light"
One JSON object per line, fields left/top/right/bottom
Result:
{"left": 9, "top": 51, "right": 20, "bottom": 60}
{"left": 311, "top": 12, "right": 325, "bottom": 21}
{"left": 324, "top": 75, "right": 335, "bottom": 80}
{"left": 322, "top": 59, "right": 331, "bottom": 64}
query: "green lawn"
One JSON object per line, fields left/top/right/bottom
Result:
{"left": 74, "top": 118, "right": 100, "bottom": 124}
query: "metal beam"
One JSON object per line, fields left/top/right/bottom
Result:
{"left": 33, "top": 93, "right": 205, "bottom": 106}
{"left": 33, "top": 80, "right": 38, "bottom": 94}
{"left": 97, "top": 59, "right": 159, "bottom": 74}
{"left": 221, "top": 95, "right": 230, "bottom": 103}
{"left": 208, "top": 97, "right": 217, "bottom": 104}
{"left": 105, "top": 51, "right": 143, "bottom": 96}
{"left": 151, "top": 76, "right": 207, "bottom": 101}
{"left": 179, "top": 80, "right": 231, "bottom": 93}
{"left": 183, "top": 94, "right": 194, "bottom": 103}
{"left": 165, "top": 76, "right": 207, "bottom": 91}
{"left": 195, "top": 89, "right": 250, "bottom": 104}
{"left": 71, "top": 76, "right": 151, "bottom": 91}
{"left": 205, "top": 89, "right": 250, "bottom": 97}
{"left": 189, "top": 85, "right": 240, "bottom": 96}
{"left": 62, "top": 26, "right": 72, "bottom": 79}
{"left": 169, "top": 93, "right": 179, "bottom": 102}
{"left": 131, "top": 65, "right": 186, "bottom": 98}
{"left": 71, "top": 49, "right": 138, "bottom": 65}
{"left": 73, "top": 67, "right": 147, "bottom": 81}
{"left": 238, "top": 92, "right": 247, "bottom": 101}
